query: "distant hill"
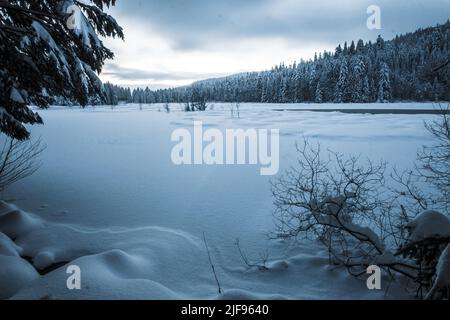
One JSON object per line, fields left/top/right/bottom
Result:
{"left": 116, "top": 21, "right": 450, "bottom": 104}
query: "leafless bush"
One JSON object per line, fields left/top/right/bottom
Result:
{"left": 387, "top": 106, "right": 450, "bottom": 299}
{"left": 0, "top": 136, "right": 45, "bottom": 192}
{"left": 231, "top": 102, "right": 240, "bottom": 119}
{"left": 271, "top": 139, "right": 431, "bottom": 294}
{"left": 235, "top": 239, "right": 269, "bottom": 271}
{"left": 417, "top": 105, "right": 450, "bottom": 211}
{"left": 183, "top": 102, "right": 192, "bottom": 112}
{"left": 163, "top": 103, "right": 170, "bottom": 113}
{"left": 385, "top": 107, "right": 450, "bottom": 235}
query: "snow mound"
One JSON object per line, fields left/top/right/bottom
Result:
{"left": 0, "top": 202, "right": 214, "bottom": 299}
{"left": 16, "top": 223, "right": 203, "bottom": 270}
{"left": 407, "top": 211, "right": 450, "bottom": 242}
{"left": 0, "top": 255, "right": 40, "bottom": 299}
{"left": 0, "top": 202, "right": 43, "bottom": 239}
{"left": 219, "top": 289, "right": 288, "bottom": 300}
{"left": 0, "top": 201, "right": 411, "bottom": 300}
{"left": 0, "top": 232, "right": 22, "bottom": 256}
{"left": 12, "top": 250, "right": 181, "bottom": 300}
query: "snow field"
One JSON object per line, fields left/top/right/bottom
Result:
{"left": 1, "top": 102, "right": 442, "bottom": 299}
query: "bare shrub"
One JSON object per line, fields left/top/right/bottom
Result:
{"left": 235, "top": 239, "right": 269, "bottom": 271}
{"left": 0, "top": 136, "right": 45, "bottom": 192}
{"left": 417, "top": 106, "right": 450, "bottom": 211}
{"left": 163, "top": 103, "right": 170, "bottom": 113}
{"left": 271, "top": 138, "right": 446, "bottom": 298}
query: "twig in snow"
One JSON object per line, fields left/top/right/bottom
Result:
{"left": 203, "top": 232, "right": 223, "bottom": 295}
{"left": 235, "top": 239, "right": 269, "bottom": 271}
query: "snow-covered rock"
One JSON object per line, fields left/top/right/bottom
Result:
{"left": 407, "top": 211, "right": 450, "bottom": 242}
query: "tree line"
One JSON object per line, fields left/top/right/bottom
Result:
{"left": 107, "top": 21, "right": 449, "bottom": 105}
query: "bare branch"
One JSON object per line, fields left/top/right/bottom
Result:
{"left": 0, "top": 136, "right": 45, "bottom": 191}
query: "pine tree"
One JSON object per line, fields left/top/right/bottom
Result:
{"left": 315, "top": 82, "right": 323, "bottom": 103}
{"left": 378, "top": 62, "right": 392, "bottom": 103}
{"left": 349, "top": 41, "right": 356, "bottom": 55}
{"left": 356, "top": 39, "right": 365, "bottom": 53}
{"left": 362, "top": 76, "right": 371, "bottom": 103}
{"left": 0, "top": 0, "right": 123, "bottom": 139}
{"left": 103, "top": 83, "right": 118, "bottom": 105}
{"left": 334, "top": 59, "right": 349, "bottom": 103}
{"left": 351, "top": 57, "right": 366, "bottom": 102}
{"left": 280, "top": 79, "right": 289, "bottom": 103}
{"left": 115, "top": 21, "right": 450, "bottom": 105}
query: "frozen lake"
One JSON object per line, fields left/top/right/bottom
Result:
{"left": 2, "top": 102, "right": 442, "bottom": 299}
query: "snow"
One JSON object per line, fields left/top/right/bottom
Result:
{"left": 13, "top": 250, "right": 183, "bottom": 300}
{"left": 10, "top": 87, "right": 25, "bottom": 104}
{"left": 374, "top": 251, "right": 397, "bottom": 265}
{"left": 0, "top": 202, "right": 44, "bottom": 239}
{"left": 1, "top": 102, "right": 442, "bottom": 300}
{"left": 407, "top": 210, "right": 450, "bottom": 242}
{"left": 59, "top": 0, "right": 101, "bottom": 48}
{"left": 0, "top": 203, "right": 41, "bottom": 299}
{"left": 0, "top": 232, "right": 22, "bottom": 257}
{"left": 31, "top": 21, "right": 69, "bottom": 68}
{"left": 0, "top": 107, "right": 23, "bottom": 128}
{"left": 426, "top": 244, "right": 450, "bottom": 299}
{"left": 1, "top": 200, "right": 404, "bottom": 300}
{"left": 0, "top": 255, "right": 40, "bottom": 300}
{"left": 310, "top": 196, "right": 385, "bottom": 252}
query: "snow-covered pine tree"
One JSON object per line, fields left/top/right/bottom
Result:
{"left": 351, "top": 56, "right": 366, "bottom": 102}
{"left": 0, "top": 0, "right": 123, "bottom": 140}
{"left": 315, "top": 82, "right": 323, "bottom": 103}
{"left": 280, "top": 78, "right": 289, "bottom": 103}
{"left": 356, "top": 39, "right": 365, "bottom": 53}
{"left": 308, "top": 65, "right": 317, "bottom": 101}
{"left": 120, "top": 21, "right": 449, "bottom": 105}
{"left": 361, "top": 75, "right": 371, "bottom": 103}
{"left": 349, "top": 40, "right": 356, "bottom": 55}
{"left": 334, "top": 59, "right": 348, "bottom": 103}
{"left": 378, "top": 62, "right": 392, "bottom": 103}
{"left": 103, "top": 82, "right": 118, "bottom": 105}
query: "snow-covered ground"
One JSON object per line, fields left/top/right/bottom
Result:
{"left": 0, "top": 102, "right": 442, "bottom": 300}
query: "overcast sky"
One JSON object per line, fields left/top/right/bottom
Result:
{"left": 100, "top": 0, "right": 450, "bottom": 89}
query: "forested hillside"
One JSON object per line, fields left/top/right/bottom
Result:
{"left": 111, "top": 21, "right": 449, "bottom": 105}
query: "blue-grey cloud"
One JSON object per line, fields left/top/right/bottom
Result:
{"left": 103, "top": 64, "right": 227, "bottom": 82}
{"left": 101, "top": 0, "right": 449, "bottom": 89}
{"left": 110, "top": 0, "right": 450, "bottom": 51}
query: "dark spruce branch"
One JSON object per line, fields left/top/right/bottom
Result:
{"left": 0, "top": 0, "right": 123, "bottom": 140}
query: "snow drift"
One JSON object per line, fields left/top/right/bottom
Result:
{"left": 0, "top": 200, "right": 410, "bottom": 300}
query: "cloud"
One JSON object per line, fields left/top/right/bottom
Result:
{"left": 102, "top": 64, "right": 228, "bottom": 85}
{"left": 101, "top": 0, "right": 450, "bottom": 88}
{"left": 110, "top": 0, "right": 449, "bottom": 51}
